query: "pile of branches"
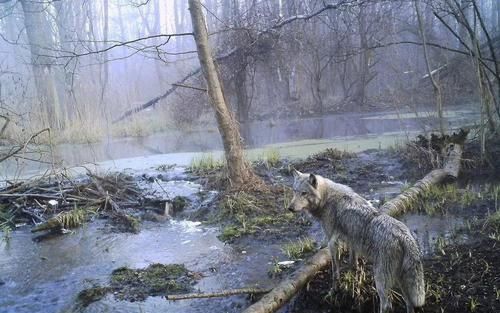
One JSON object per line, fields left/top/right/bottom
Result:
{"left": 397, "top": 129, "right": 470, "bottom": 178}
{"left": 0, "top": 171, "right": 144, "bottom": 235}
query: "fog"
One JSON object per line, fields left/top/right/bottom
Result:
{"left": 0, "top": 0, "right": 498, "bottom": 145}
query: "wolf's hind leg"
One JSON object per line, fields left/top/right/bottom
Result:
{"left": 374, "top": 268, "right": 393, "bottom": 313}
{"left": 349, "top": 249, "right": 358, "bottom": 270}
{"left": 328, "top": 238, "right": 340, "bottom": 287}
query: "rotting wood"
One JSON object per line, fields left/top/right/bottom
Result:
{"left": 242, "top": 130, "right": 468, "bottom": 313}
{"left": 166, "top": 287, "right": 272, "bottom": 301}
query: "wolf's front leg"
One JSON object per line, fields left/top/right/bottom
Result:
{"left": 328, "top": 237, "right": 341, "bottom": 288}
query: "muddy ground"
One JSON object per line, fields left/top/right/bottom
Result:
{"left": 2, "top": 135, "right": 499, "bottom": 313}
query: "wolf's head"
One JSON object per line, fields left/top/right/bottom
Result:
{"left": 288, "top": 169, "right": 323, "bottom": 214}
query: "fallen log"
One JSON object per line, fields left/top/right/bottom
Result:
{"left": 243, "top": 249, "right": 331, "bottom": 313}
{"left": 166, "top": 287, "right": 271, "bottom": 301}
{"left": 242, "top": 130, "right": 468, "bottom": 313}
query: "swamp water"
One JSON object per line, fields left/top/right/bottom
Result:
{"left": 0, "top": 108, "right": 479, "bottom": 179}
{"left": 0, "top": 108, "right": 478, "bottom": 312}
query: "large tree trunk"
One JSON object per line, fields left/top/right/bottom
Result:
{"left": 243, "top": 131, "right": 468, "bottom": 313}
{"left": 20, "top": 0, "right": 62, "bottom": 129}
{"left": 188, "top": 0, "right": 258, "bottom": 188}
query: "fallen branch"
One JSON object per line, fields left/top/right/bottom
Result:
{"left": 0, "top": 114, "right": 10, "bottom": 138}
{"left": 172, "top": 83, "right": 207, "bottom": 92}
{"left": 88, "top": 173, "right": 121, "bottom": 211}
{"left": 243, "top": 249, "right": 330, "bottom": 313}
{"left": 112, "top": 68, "right": 201, "bottom": 123}
{"left": 242, "top": 130, "right": 468, "bottom": 313}
{"left": 166, "top": 287, "right": 271, "bottom": 301}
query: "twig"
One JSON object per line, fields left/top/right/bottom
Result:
{"left": 172, "top": 83, "right": 207, "bottom": 92}
{"left": 0, "top": 128, "right": 50, "bottom": 163}
{"left": 88, "top": 173, "right": 121, "bottom": 211}
{"left": 0, "top": 114, "right": 10, "bottom": 138}
{"left": 166, "top": 287, "right": 272, "bottom": 301}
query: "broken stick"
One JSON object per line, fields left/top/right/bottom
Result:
{"left": 166, "top": 287, "right": 272, "bottom": 301}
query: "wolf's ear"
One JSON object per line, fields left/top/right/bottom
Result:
{"left": 308, "top": 174, "right": 318, "bottom": 188}
{"left": 292, "top": 168, "right": 302, "bottom": 178}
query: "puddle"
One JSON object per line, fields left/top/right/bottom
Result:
{"left": 400, "top": 213, "right": 465, "bottom": 255}
{"left": 0, "top": 220, "right": 230, "bottom": 313}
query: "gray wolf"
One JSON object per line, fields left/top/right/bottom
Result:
{"left": 288, "top": 169, "right": 425, "bottom": 313}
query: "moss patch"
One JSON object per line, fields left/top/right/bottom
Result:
{"left": 110, "top": 263, "right": 194, "bottom": 301}
{"left": 111, "top": 213, "right": 141, "bottom": 234}
{"left": 76, "top": 286, "right": 111, "bottom": 307}
{"left": 77, "top": 263, "right": 198, "bottom": 306}
{"left": 171, "top": 196, "right": 189, "bottom": 213}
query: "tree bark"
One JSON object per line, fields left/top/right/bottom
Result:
{"left": 242, "top": 131, "right": 468, "bottom": 313}
{"left": 415, "top": 0, "right": 445, "bottom": 135}
{"left": 20, "top": 0, "right": 62, "bottom": 129}
{"left": 188, "top": 0, "right": 258, "bottom": 188}
{"left": 355, "top": 3, "right": 369, "bottom": 107}
{"left": 54, "top": 0, "right": 77, "bottom": 121}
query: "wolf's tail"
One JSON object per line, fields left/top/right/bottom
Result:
{"left": 402, "top": 239, "right": 426, "bottom": 307}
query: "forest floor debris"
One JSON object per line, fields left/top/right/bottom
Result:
{"left": 0, "top": 171, "right": 190, "bottom": 238}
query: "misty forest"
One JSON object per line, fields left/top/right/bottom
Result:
{"left": 0, "top": 0, "right": 499, "bottom": 312}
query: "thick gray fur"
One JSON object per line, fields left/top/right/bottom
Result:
{"left": 288, "top": 170, "right": 425, "bottom": 313}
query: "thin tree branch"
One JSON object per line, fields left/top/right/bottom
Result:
{"left": 0, "top": 128, "right": 50, "bottom": 163}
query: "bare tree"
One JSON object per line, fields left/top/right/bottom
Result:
{"left": 188, "top": 0, "right": 260, "bottom": 189}
{"left": 415, "top": 0, "right": 445, "bottom": 135}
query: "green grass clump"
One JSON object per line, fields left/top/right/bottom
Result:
{"left": 281, "top": 237, "right": 316, "bottom": 260}
{"left": 0, "top": 204, "right": 14, "bottom": 242}
{"left": 419, "top": 184, "right": 479, "bottom": 215}
{"left": 1, "top": 224, "right": 11, "bottom": 243}
{"left": 189, "top": 153, "right": 224, "bottom": 174}
{"left": 56, "top": 208, "right": 89, "bottom": 229}
{"left": 261, "top": 148, "right": 281, "bottom": 168}
{"left": 314, "top": 148, "right": 356, "bottom": 160}
{"left": 220, "top": 192, "right": 260, "bottom": 217}
{"left": 219, "top": 225, "right": 246, "bottom": 242}
{"left": 485, "top": 210, "right": 500, "bottom": 241}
